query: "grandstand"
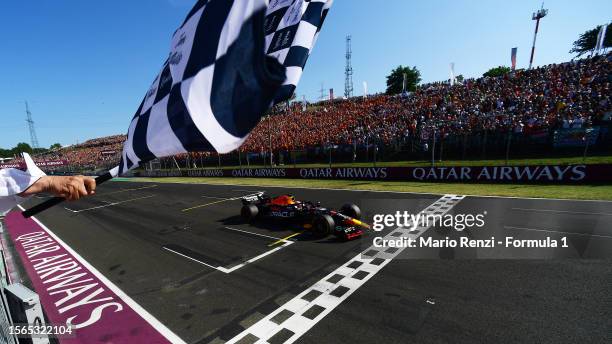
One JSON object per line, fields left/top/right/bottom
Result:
{"left": 3, "top": 135, "right": 124, "bottom": 173}
{"left": 2, "top": 2, "right": 611, "bottom": 343}
{"left": 17, "top": 52, "right": 612, "bottom": 172}
{"left": 241, "top": 52, "right": 611, "bottom": 164}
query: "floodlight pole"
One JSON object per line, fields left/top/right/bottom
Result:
{"left": 431, "top": 125, "right": 436, "bottom": 166}
{"left": 583, "top": 130, "right": 591, "bottom": 162}
{"left": 268, "top": 116, "right": 274, "bottom": 167}
{"left": 529, "top": 4, "right": 548, "bottom": 69}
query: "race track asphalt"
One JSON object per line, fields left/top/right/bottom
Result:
{"left": 13, "top": 180, "right": 612, "bottom": 344}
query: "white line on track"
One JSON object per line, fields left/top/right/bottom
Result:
{"left": 16, "top": 205, "right": 186, "bottom": 344}
{"left": 162, "top": 247, "right": 220, "bottom": 270}
{"left": 224, "top": 226, "right": 285, "bottom": 241}
{"left": 232, "top": 189, "right": 265, "bottom": 193}
{"left": 504, "top": 226, "right": 612, "bottom": 239}
{"left": 227, "top": 194, "right": 465, "bottom": 344}
{"left": 222, "top": 242, "right": 292, "bottom": 274}
{"left": 98, "top": 184, "right": 158, "bottom": 196}
{"left": 181, "top": 192, "right": 263, "bottom": 212}
{"left": 200, "top": 195, "right": 229, "bottom": 200}
{"left": 511, "top": 208, "right": 612, "bottom": 216}
{"left": 162, "top": 240, "right": 293, "bottom": 274}
{"left": 64, "top": 195, "right": 155, "bottom": 213}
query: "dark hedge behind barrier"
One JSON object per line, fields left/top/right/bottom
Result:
{"left": 136, "top": 164, "right": 612, "bottom": 184}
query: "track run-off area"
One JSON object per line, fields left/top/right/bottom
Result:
{"left": 3, "top": 180, "right": 612, "bottom": 344}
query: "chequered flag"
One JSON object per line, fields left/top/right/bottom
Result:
{"left": 114, "top": 0, "right": 332, "bottom": 176}
{"left": 265, "top": 0, "right": 334, "bottom": 103}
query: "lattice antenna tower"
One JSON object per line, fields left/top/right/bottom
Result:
{"left": 344, "top": 35, "right": 354, "bottom": 98}
{"left": 319, "top": 83, "right": 326, "bottom": 101}
{"left": 25, "top": 101, "right": 40, "bottom": 149}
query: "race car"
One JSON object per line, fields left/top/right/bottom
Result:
{"left": 240, "top": 193, "right": 368, "bottom": 240}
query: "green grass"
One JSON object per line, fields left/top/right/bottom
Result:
{"left": 119, "top": 177, "right": 612, "bottom": 201}
{"left": 170, "top": 155, "right": 612, "bottom": 170}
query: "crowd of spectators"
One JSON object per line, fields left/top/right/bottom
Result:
{"left": 12, "top": 53, "right": 609, "bottom": 170}
{"left": 241, "top": 53, "right": 611, "bottom": 152}
{"left": 35, "top": 135, "right": 125, "bottom": 171}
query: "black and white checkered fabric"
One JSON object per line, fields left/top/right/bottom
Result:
{"left": 265, "top": 0, "right": 333, "bottom": 103}
{"left": 114, "top": 0, "right": 332, "bottom": 176}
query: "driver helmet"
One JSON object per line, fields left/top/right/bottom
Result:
{"left": 271, "top": 195, "right": 296, "bottom": 206}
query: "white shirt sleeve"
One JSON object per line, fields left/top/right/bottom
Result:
{"left": 0, "top": 168, "right": 45, "bottom": 216}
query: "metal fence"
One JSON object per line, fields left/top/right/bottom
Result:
{"left": 146, "top": 124, "right": 612, "bottom": 170}
{"left": 38, "top": 124, "right": 612, "bottom": 175}
{"left": 0, "top": 219, "right": 18, "bottom": 344}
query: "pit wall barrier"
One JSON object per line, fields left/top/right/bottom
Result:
{"left": 0, "top": 219, "right": 20, "bottom": 344}
{"left": 136, "top": 164, "right": 612, "bottom": 184}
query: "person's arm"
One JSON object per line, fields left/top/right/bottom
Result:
{"left": 20, "top": 175, "right": 96, "bottom": 200}
{"left": 1, "top": 167, "right": 96, "bottom": 216}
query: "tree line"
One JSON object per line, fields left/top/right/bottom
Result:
{"left": 0, "top": 142, "right": 62, "bottom": 159}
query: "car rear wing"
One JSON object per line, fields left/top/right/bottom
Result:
{"left": 241, "top": 192, "right": 266, "bottom": 204}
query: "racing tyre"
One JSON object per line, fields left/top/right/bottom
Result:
{"left": 313, "top": 214, "right": 335, "bottom": 237}
{"left": 241, "top": 204, "right": 259, "bottom": 221}
{"left": 341, "top": 203, "right": 362, "bottom": 220}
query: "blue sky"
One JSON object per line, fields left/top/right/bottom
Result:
{"left": 0, "top": 0, "right": 610, "bottom": 148}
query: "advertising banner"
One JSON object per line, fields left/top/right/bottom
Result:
{"left": 3, "top": 212, "right": 176, "bottom": 344}
{"left": 0, "top": 160, "right": 68, "bottom": 169}
{"left": 137, "top": 164, "right": 612, "bottom": 183}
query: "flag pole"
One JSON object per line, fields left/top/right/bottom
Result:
{"left": 21, "top": 171, "right": 114, "bottom": 218}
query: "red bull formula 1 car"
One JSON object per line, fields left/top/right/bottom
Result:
{"left": 240, "top": 193, "right": 368, "bottom": 240}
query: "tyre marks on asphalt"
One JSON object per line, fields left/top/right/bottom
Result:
{"left": 227, "top": 194, "right": 465, "bottom": 344}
